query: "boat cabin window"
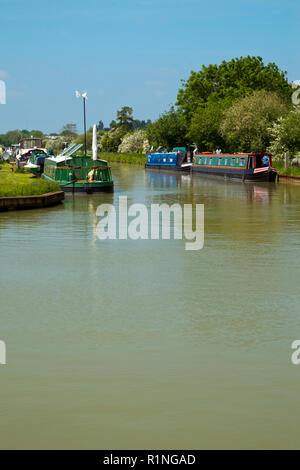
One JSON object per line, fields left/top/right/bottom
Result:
{"left": 224, "top": 158, "right": 228, "bottom": 165}
{"left": 255, "top": 155, "right": 270, "bottom": 168}
{"left": 231, "top": 157, "right": 235, "bottom": 166}
{"left": 209, "top": 157, "right": 213, "bottom": 165}
{"left": 218, "top": 157, "right": 222, "bottom": 165}
{"left": 239, "top": 157, "right": 245, "bottom": 167}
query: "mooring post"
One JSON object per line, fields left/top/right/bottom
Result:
{"left": 284, "top": 152, "right": 289, "bottom": 171}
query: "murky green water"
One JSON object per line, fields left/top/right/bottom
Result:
{"left": 1, "top": 164, "right": 300, "bottom": 449}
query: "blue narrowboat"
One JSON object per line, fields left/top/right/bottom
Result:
{"left": 192, "top": 153, "right": 278, "bottom": 182}
{"left": 145, "top": 148, "right": 192, "bottom": 172}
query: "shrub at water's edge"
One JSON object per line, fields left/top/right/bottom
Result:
{"left": 0, "top": 163, "right": 60, "bottom": 197}
{"left": 273, "top": 159, "right": 300, "bottom": 177}
{"left": 99, "top": 152, "right": 147, "bottom": 165}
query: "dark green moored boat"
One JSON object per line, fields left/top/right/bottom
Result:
{"left": 43, "top": 144, "right": 113, "bottom": 193}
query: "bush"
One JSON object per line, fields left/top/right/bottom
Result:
{"left": 100, "top": 133, "right": 122, "bottom": 152}
{"left": 118, "top": 130, "right": 150, "bottom": 154}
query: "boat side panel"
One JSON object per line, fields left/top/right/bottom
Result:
{"left": 192, "top": 165, "right": 276, "bottom": 181}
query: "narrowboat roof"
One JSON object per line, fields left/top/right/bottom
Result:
{"left": 196, "top": 152, "right": 272, "bottom": 156}
{"left": 47, "top": 155, "right": 72, "bottom": 163}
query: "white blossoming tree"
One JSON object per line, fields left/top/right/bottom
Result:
{"left": 118, "top": 130, "right": 150, "bottom": 154}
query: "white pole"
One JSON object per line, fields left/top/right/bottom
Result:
{"left": 92, "top": 124, "right": 97, "bottom": 161}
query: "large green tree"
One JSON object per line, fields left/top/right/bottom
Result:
{"left": 220, "top": 90, "right": 289, "bottom": 152}
{"left": 177, "top": 56, "right": 292, "bottom": 121}
{"left": 146, "top": 107, "right": 187, "bottom": 150}
{"left": 188, "top": 99, "right": 229, "bottom": 151}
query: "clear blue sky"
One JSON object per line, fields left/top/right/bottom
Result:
{"left": 0, "top": 0, "right": 299, "bottom": 134}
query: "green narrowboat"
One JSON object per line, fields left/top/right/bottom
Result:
{"left": 42, "top": 144, "right": 113, "bottom": 193}
{"left": 192, "top": 152, "right": 277, "bottom": 182}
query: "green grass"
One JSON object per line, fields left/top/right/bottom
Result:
{"left": 99, "top": 152, "right": 147, "bottom": 165}
{"left": 274, "top": 159, "right": 300, "bottom": 177}
{"left": 0, "top": 162, "right": 60, "bottom": 197}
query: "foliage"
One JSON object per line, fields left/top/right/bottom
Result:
{"left": 43, "top": 137, "right": 66, "bottom": 154}
{"left": 75, "top": 131, "right": 93, "bottom": 151}
{"left": 97, "top": 120, "right": 104, "bottom": 131}
{"left": 132, "top": 119, "right": 151, "bottom": 130}
{"left": 146, "top": 107, "right": 187, "bottom": 150}
{"left": 109, "top": 120, "right": 117, "bottom": 129}
{"left": 116, "top": 106, "right": 134, "bottom": 132}
{"left": 118, "top": 130, "right": 150, "bottom": 154}
{"left": 272, "top": 158, "right": 300, "bottom": 176}
{"left": 0, "top": 129, "right": 45, "bottom": 146}
{"left": 177, "top": 56, "right": 292, "bottom": 121}
{"left": 267, "top": 117, "right": 286, "bottom": 158}
{"left": 220, "top": 90, "right": 290, "bottom": 152}
{"left": 188, "top": 99, "right": 228, "bottom": 151}
{"left": 268, "top": 109, "right": 300, "bottom": 156}
{"left": 60, "top": 123, "right": 77, "bottom": 138}
{"left": 100, "top": 132, "right": 122, "bottom": 152}
{"left": 99, "top": 152, "right": 147, "bottom": 165}
{"left": 30, "top": 130, "right": 44, "bottom": 138}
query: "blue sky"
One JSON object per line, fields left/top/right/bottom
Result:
{"left": 0, "top": 0, "right": 299, "bottom": 133}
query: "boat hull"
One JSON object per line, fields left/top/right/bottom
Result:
{"left": 191, "top": 165, "right": 277, "bottom": 182}
{"left": 145, "top": 164, "right": 191, "bottom": 172}
{"left": 42, "top": 174, "right": 113, "bottom": 193}
{"left": 62, "top": 182, "right": 114, "bottom": 193}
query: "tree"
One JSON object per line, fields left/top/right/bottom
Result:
{"left": 30, "top": 130, "right": 44, "bottom": 138}
{"left": 146, "top": 107, "right": 187, "bottom": 149}
{"left": 132, "top": 119, "right": 151, "bottom": 130}
{"left": 177, "top": 56, "right": 292, "bottom": 121}
{"left": 116, "top": 106, "right": 134, "bottom": 132}
{"left": 60, "top": 123, "right": 77, "bottom": 137}
{"left": 188, "top": 99, "right": 229, "bottom": 151}
{"left": 268, "top": 110, "right": 300, "bottom": 156}
{"left": 101, "top": 133, "right": 122, "bottom": 152}
{"left": 118, "top": 130, "right": 150, "bottom": 154}
{"left": 97, "top": 120, "right": 104, "bottom": 131}
{"left": 109, "top": 120, "right": 117, "bottom": 129}
{"left": 75, "top": 131, "right": 93, "bottom": 150}
{"left": 220, "top": 90, "right": 289, "bottom": 152}
{"left": 3, "top": 130, "right": 23, "bottom": 145}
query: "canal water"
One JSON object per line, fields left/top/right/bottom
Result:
{"left": 1, "top": 164, "right": 300, "bottom": 449}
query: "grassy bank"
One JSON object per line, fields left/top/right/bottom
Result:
{"left": 274, "top": 160, "right": 300, "bottom": 177}
{"left": 99, "top": 152, "right": 147, "bottom": 165}
{"left": 0, "top": 162, "right": 60, "bottom": 197}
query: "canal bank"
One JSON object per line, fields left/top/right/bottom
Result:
{"left": 0, "top": 191, "right": 64, "bottom": 211}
